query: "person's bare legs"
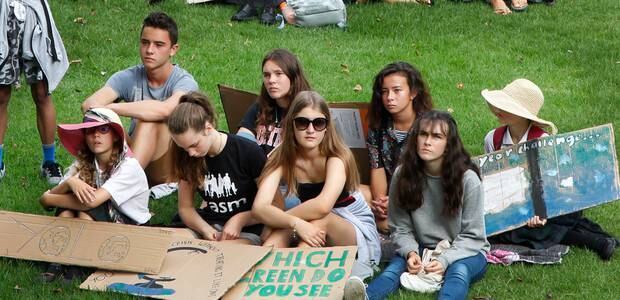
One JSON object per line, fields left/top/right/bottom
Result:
{"left": 30, "top": 81, "right": 56, "bottom": 146}
{"left": 130, "top": 120, "right": 173, "bottom": 185}
{"left": 0, "top": 85, "right": 11, "bottom": 146}
{"left": 297, "top": 213, "right": 357, "bottom": 248}
{"left": 263, "top": 228, "right": 292, "bottom": 248}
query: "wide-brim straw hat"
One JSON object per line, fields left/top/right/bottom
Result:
{"left": 57, "top": 108, "right": 127, "bottom": 157}
{"left": 481, "top": 78, "right": 557, "bottom": 134}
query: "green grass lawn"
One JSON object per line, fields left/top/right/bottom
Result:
{"left": 1, "top": 0, "right": 618, "bottom": 299}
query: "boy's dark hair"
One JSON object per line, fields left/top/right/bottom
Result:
{"left": 142, "top": 12, "right": 178, "bottom": 44}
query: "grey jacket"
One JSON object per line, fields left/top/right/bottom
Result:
{"left": 0, "top": 0, "right": 69, "bottom": 92}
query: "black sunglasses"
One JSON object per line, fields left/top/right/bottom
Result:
{"left": 84, "top": 125, "right": 112, "bottom": 135}
{"left": 293, "top": 117, "right": 328, "bottom": 131}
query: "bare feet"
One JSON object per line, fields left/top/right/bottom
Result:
{"left": 511, "top": 0, "right": 528, "bottom": 11}
{"left": 491, "top": 0, "right": 511, "bottom": 15}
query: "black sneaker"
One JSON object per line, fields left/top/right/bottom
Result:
{"left": 62, "top": 266, "right": 93, "bottom": 285}
{"left": 597, "top": 238, "right": 616, "bottom": 261}
{"left": 38, "top": 263, "right": 64, "bottom": 283}
{"left": 260, "top": 6, "right": 276, "bottom": 25}
{"left": 231, "top": 3, "right": 258, "bottom": 22}
{"left": 41, "top": 161, "right": 63, "bottom": 185}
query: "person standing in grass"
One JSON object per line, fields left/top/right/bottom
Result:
{"left": 252, "top": 91, "right": 381, "bottom": 280}
{"left": 482, "top": 78, "right": 617, "bottom": 260}
{"left": 366, "top": 62, "right": 433, "bottom": 235}
{"left": 82, "top": 12, "right": 198, "bottom": 188}
{"left": 237, "top": 48, "right": 312, "bottom": 156}
{"left": 167, "top": 92, "right": 266, "bottom": 245}
{"left": 345, "top": 110, "right": 489, "bottom": 300}
{"left": 39, "top": 108, "right": 150, "bottom": 283}
{"left": 0, "top": 0, "right": 69, "bottom": 184}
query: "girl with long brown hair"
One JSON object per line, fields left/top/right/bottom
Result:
{"left": 252, "top": 91, "right": 381, "bottom": 280}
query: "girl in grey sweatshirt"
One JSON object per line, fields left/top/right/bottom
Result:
{"left": 344, "top": 110, "right": 489, "bottom": 300}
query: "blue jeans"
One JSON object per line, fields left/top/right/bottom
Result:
{"left": 366, "top": 252, "right": 487, "bottom": 300}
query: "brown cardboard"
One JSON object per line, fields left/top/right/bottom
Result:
{"left": 223, "top": 246, "right": 357, "bottom": 300}
{"left": 0, "top": 210, "right": 172, "bottom": 273}
{"left": 218, "top": 84, "right": 371, "bottom": 184}
{"left": 81, "top": 238, "right": 272, "bottom": 300}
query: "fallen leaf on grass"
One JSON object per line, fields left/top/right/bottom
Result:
{"left": 69, "top": 59, "right": 82, "bottom": 65}
{"left": 353, "top": 84, "right": 362, "bottom": 92}
{"left": 14, "top": 285, "right": 21, "bottom": 291}
{"left": 100, "top": 71, "right": 107, "bottom": 76}
{"left": 53, "top": 288, "right": 63, "bottom": 293}
{"left": 228, "top": 22, "right": 233, "bottom": 27}
{"left": 341, "top": 63, "right": 349, "bottom": 74}
{"left": 516, "top": 277, "right": 523, "bottom": 282}
{"left": 90, "top": 10, "right": 96, "bottom": 16}
{"left": 447, "top": 107, "right": 454, "bottom": 113}
{"left": 546, "top": 291, "right": 553, "bottom": 299}
{"left": 456, "top": 82, "right": 464, "bottom": 90}
{"left": 73, "top": 17, "right": 86, "bottom": 24}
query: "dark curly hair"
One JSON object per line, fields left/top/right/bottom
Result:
{"left": 368, "top": 62, "right": 433, "bottom": 129}
{"left": 396, "top": 110, "right": 480, "bottom": 216}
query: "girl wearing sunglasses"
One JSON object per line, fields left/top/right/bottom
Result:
{"left": 39, "top": 108, "right": 150, "bottom": 282}
{"left": 167, "top": 92, "right": 266, "bottom": 245}
{"left": 252, "top": 91, "right": 381, "bottom": 280}
{"left": 367, "top": 62, "right": 433, "bottom": 235}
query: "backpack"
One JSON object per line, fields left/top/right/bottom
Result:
{"left": 288, "top": 0, "right": 347, "bottom": 28}
{"left": 492, "top": 125, "right": 547, "bottom": 151}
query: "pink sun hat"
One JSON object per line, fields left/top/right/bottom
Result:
{"left": 57, "top": 108, "right": 127, "bottom": 157}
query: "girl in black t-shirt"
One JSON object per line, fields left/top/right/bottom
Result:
{"left": 168, "top": 92, "right": 266, "bottom": 245}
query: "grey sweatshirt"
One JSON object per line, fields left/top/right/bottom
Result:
{"left": 388, "top": 168, "right": 490, "bottom": 268}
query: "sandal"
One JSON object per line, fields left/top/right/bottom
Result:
{"left": 490, "top": 0, "right": 512, "bottom": 15}
{"left": 38, "top": 263, "right": 64, "bottom": 283}
{"left": 511, "top": 0, "right": 528, "bottom": 11}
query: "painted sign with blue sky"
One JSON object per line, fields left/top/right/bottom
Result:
{"left": 477, "top": 124, "right": 620, "bottom": 236}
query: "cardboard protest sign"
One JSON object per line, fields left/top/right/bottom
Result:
{"left": 223, "top": 246, "right": 357, "bottom": 300}
{"left": 81, "top": 238, "right": 271, "bottom": 300}
{"left": 477, "top": 124, "right": 620, "bottom": 236}
{"left": 0, "top": 210, "right": 171, "bottom": 273}
{"left": 218, "top": 84, "right": 371, "bottom": 184}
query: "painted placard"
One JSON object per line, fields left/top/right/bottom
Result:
{"left": 223, "top": 246, "right": 357, "bottom": 300}
{"left": 0, "top": 210, "right": 172, "bottom": 273}
{"left": 81, "top": 238, "right": 271, "bottom": 299}
{"left": 477, "top": 124, "right": 620, "bottom": 236}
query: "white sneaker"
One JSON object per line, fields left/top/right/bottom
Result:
{"left": 150, "top": 182, "right": 178, "bottom": 199}
{"left": 343, "top": 276, "right": 367, "bottom": 300}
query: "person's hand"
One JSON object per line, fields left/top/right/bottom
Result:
{"left": 424, "top": 260, "right": 445, "bottom": 275}
{"left": 220, "top": 216, "right": 244, "bottom": 241}
{"left": 295, "top": 219, "right": 326, "bottom": 247}
{"left": 199, "top": 225, "right": 219, "bottom": 241}
{"left": 67, "top": 176, "right": 97, "bottom": 204}
{"left": 282, "top": 6, "right": 296, "bottom": 24}
{"left": 406, "top": 251, "right": 422, "bottom": 274}
{"left": 371, "top": 195, "right": 389, "bottom": 219}
{"left": 526, "top": 215, "right": 547, "bottom": 228}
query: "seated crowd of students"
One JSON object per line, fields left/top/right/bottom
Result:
{"left": 30, "top": 11, "right": 615, "bottom": 300}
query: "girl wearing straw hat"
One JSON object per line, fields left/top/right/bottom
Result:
{"left": 38, "top": 108, "right": 150, "bottom": 282}
{"left": 482, "top": 79, "right": 617, "bottom": 260}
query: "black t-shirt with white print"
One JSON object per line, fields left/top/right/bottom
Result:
{"left": 196, "top": 133, "right": 266, "bottom": 235}
{"left": 239, "top": 101, "right": 285, "bottom": 155}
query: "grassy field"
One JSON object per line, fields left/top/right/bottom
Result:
{"left": 0, "top": 0, "right": 618, "bottom": 299}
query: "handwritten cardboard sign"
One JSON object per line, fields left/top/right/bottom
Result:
{"left": 0, "top": 210, "right": 172, "bottom": 273}
{"left": 477, "top": 124, "right": 620, "bottom": 235}
{"left": 223, "top": 246, "right": 357, "bottom": 300}
{"left": 81, "top": 238, "right": 271, "bottom": 300}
